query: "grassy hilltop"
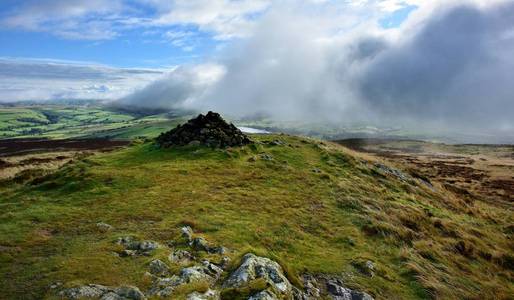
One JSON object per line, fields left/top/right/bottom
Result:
{"left": 1, "top": 134, "right": 513, "bottom": 299}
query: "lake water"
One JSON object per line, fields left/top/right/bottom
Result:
{"left": 238, "top": 127, "right": 270, "bottom": 134}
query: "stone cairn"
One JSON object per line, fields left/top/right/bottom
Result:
{"left": 156, "top": 111, "right": 252, "bottom": 148}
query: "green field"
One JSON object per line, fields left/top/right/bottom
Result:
{"left": 0, "top": 105, "right": 190, "bottom": 140}
{"left": 2, "top": 105, "right": 510, "bottom": 144}
{"left": 1, "top": 135, "right": 512, "bottom": 299}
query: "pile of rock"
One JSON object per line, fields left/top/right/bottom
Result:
{"left": 156, "top": 111, "right": 252, "bottom": 148}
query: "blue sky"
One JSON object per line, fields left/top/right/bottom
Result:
{"left": 379, "top": 4, "right": 418, "bottom": 28}
{"left": 0, "top": 29, "right": 213, "bottom": 67}
{"left": 0, "top": 0, "right": 417, "bottom": 68}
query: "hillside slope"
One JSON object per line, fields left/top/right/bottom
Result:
{"left": 0, "top": 135, "right": 512, "bottom": 299}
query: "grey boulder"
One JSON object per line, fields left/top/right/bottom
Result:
{"left": 169, "top": 249, "right": 195, "bottom": 265}
{"left": 149, "top": 259, "right": 171, "bottom": 277}
{"left": 60, "top": 284, "right": 145, "bottom": 300}
{"left": 248, "top": 290, "right": 279, "bottom": 300}
{"left": 181, "top": 226, "right": 194, "bottom": 242}
{"left": 223, "top": 253, "right": 292, "bottom": 296}
{"left": 148, "top": 261, "right": 222, "bottom": 297}
{"left": 187, "top": 289, "right": 220, "bottom": 300}
{"left": 326, "top": 281, "right": 373, "bottom": 300}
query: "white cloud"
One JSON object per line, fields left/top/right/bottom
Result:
{"left": 2, "top": 0, "right": 126, "bottom": 40}
{"left": 118, "top": 63, "right": 225, "bottom": 110}
{"left": 1, "top": 0, "right": 507, "bottom": 42}
{"left": 152, "top": 0, "right": 271, "bottom": 39}
{"left": 3, "top": 0, "right": 514, "bottom": 139}
{"left": 1, "top": 0, "right": 271, "bottom": 41}
{"left": 0, "top": 58, "right": 167, "bottom": 101}
{"left": 164, "top": 30, "right": 198, "bottom": 51}
{"left": 120, "top": 0, "right": 514, "bottom": 137}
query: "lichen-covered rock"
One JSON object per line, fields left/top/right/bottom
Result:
{"left": 301, "top": 275, "right": 320, "bottom": 298}
{"left": 96, "top": 222, "right": 113, "bottom": 232}
{"left": 223, "top": 254, "right": 292, "bottom": 296}
{"left": 191, "top": 237, "right": 211, "bottom": 252}
{"left": 148, "top": 261, "right": 222, "bottom": 297}
{"left": 147, "top": 276, "right": 182, "bottom": 297}
{"left": 156, "top": 111, "right": 252, "bottom": 148}
{"left": 374, "top": 163, "right": 410, "bottom": 182}
{"left": 119, "top": 250, "right": 137, "bottom": 257}
{"left": 60, "top": 284, "right": 145, "bottom": 300}
{"left": 351, "top": 260, "right": 375, "bottom": 278}
{"left": 181, "top": 226, "right": 194, "bottom": 242}
{"left": 326, "top": 280, "right": 373, "bottom": 300}
{"left": 291, "top": 286, "right": 309, "bottom": 300}
{"left": 200, "top": 260, "right": 224, "bottom": 279}
{"left": 116, "top": 236, "right": 139, "bottom": 250}
{"left": 248, "top": 290, "right": 279, "bottom": 300}
{"left": 60, "top": 284, "right": 109, "bottom": 299}
{"left": 190, "top": 237, "right": 227, "bottom": 254}
{"left": 260, "top": 154, "right": 273, "bottom": 161}
{"left": 100, "top": 292, "right": 124, "bottom": 300}
{"left": 139, "top": 241, "right": 159, "bottom": 251}
{"left": 180, "top": 266, "right": 217, "bottom": 284}
{"left": 169, "top": 249, "right": 194, "bottom": 265}
{"left": 219, "top": 256, "right": 231, "bottom": 269}
{"left": 187, "top": 289, "right": 220, "bottom": 300}
{"left": 114, "top": 286, "right": 146, "bottom": 300}
{"left": 149, "top": 259, "right": 171, "bottom": 277}
{"left": 116, "top": 237, "right": 159, "bottom": 256}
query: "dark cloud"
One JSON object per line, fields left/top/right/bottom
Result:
{"left": 358, "top": 3, "right": 514, "bottom": 129}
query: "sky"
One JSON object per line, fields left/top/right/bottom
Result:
{"left": 0, "top": 0, "right": 419, "bottom": 101}
{"left": 0, "top": 0, "right": 513, "bottom": 137}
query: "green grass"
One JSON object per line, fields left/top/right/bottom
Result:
{"left": 0, "top": 135, "right": 513, "bottom": 299}
{"left": 0, "top": 108, "right": 50, "bottom": 130}
{"left": 86, "top": 119, "right": 189, "bottom": 140}
{"left": 0, "top": 106, "right": 188, "bottom": 140}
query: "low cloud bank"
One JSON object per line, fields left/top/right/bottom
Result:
{"left": 0, "top": 59, "right": 164, "bottom": 102}
{"left": 120, "top": 1, "right": 514, "bottom": 134}
{"left": 120, "top": 64, "right": 225, "bottom": 111}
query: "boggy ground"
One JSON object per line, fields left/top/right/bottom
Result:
{"left": 0, "top": 135, "right": 513, "bottom": 299}
{"left": 337, "top": 139, "right": 514, "bottom": 204}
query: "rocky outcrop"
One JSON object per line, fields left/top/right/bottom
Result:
{"left": 374, "top": 163, "right": 410, "bottom": 182}
{"left": 149, "top": 259, "right": 171, "bottom": 277}
{"left": 169, "top": 249, "right": 194, "bottom": 265}
{"left": 156, "top": 111, "right": 252, "bottom": 148}
{"left": 248, "top": 290, "right": 279, "bottom": 300}
{"left": 59, "top": 227, "right": 374, "bottom": 300}
{"left": 191, "top": 237, "right": 227, "bottom": 254}
{"left": 60, "top": 284, "right": 145, "bottom": 300}
{"left": 307, "top": 276, "right": 374, "bottom": 300}
{"left": 147, "top": 261, "right": 223, "bottom": 297}
{"left": 116, "top": 236, "right": 159, "bottom": 257}
{"left": 187, "top": 289, "right": 220, "bottom": 300}
{"left": 223, "top": 253, "right": 292, "bottom": 297}
{"left": 326, "top": 280, "right": 373, "bottom": 300}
